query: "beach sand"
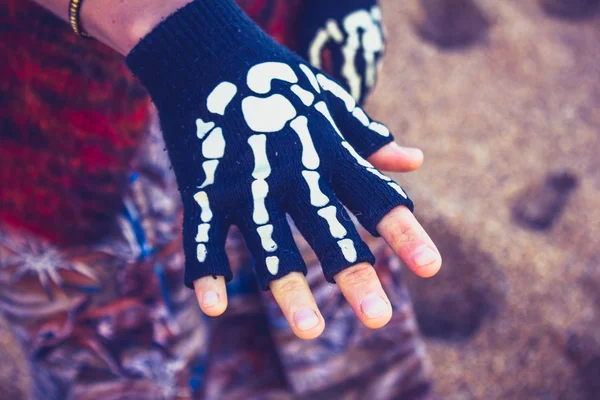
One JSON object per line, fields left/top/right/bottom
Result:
{"left": 371, "top": 0, "right": 600, "bottom": 398}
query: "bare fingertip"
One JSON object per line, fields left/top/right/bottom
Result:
{"left": 398, "top": 144, "right": 423, "bottom": 157}
{"left": 294, "top": 307, "right": 320, "bottom": 331}
{"left": 369, "top": 143, "right": 424, "bottom": 172}
{"left": 359, "top": 295, "right": 392, "bottom": 329}
{"left": 400, "top": 147, "right": 424, "bottom": 169}
{"left": 193, "top": 277, "right": 228, "bottom": 317}
{"left": 411, "top": 245, "right": 442, "bottom": 277}
{"left": 202, "top": 291, "right": 220, "bottom": 307}
{"left": 360, "top": 293, "right": 390, "bottom": 319}
{"left": 418, "top": 263, "right": 442, "bottom": 278}
{"left": 293, "top": 310, "right": 325, "bottom": 340}
{"left": 199, "top": 298, "right": 227, "bottom": 317}
{"left": 295, "top": 323, "right": 325, "bottom": 340}
{"left": 412, "top": 245, "right": 437, "bottom": 266}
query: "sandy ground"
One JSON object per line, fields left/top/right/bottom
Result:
{"left": 369, "top": 0, "right": 600, "bottom": 398}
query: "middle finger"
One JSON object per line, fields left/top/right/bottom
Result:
{"left": 269, "top": 272, "right": 325, "bottom": 340}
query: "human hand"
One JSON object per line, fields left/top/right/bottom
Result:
{"left": 127, "top": 0, "right": 441, "bottom": 339}
{"left": 296, "top": 0, "right": 385, "bottom": 104}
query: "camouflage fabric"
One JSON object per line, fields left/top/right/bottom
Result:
{"left": 0, "top": 0, "right": 432, "bottom": 398}
{"left": 0, "top": 119, "right": 432, "bottom": 399}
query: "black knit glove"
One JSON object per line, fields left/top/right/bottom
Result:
{"left": 126, "top": 0, "right": 412, "bottom": 290}
{"left": 296, "top": 0, "right": 385, "bottom": 104}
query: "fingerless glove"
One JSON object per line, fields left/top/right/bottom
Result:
{"left": 126, "top": 0, "right": 412, "bottom": 290}
{"left": 296, "top": 0, "right": 385, "bottom": 104}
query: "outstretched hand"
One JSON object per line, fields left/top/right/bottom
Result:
{"left": 195, "top": 143, "right": 440, "bottom": 340}
{"left": 126, "top": 0, "right": 441, "bottom": 340}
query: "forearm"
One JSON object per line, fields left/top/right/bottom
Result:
{"left": 31, "top": 0, "right": 192, "bottom": 55}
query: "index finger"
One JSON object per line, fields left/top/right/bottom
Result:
{"left": 377, "top": 206, "right": 442, "bottom": 278}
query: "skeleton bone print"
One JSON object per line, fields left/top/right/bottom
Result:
{"left": 126, "top": 0, "right": 412, "bottom": 290}
{"left": 190, "top": 61, "right": 409, "bottom": 288}
{"left": 297, "top": 0, "right": 386, "bottom": 104}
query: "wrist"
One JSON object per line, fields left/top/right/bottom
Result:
{"left": 80, "top": 0, "right": 193, "bottom": 55}
{"left": 126, "top": 0, "right": 278, "bottom": 106}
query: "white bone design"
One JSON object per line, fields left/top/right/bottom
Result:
{"left": 309, "top": 20, "right": 344, "bottom": 70}
{"left": 309, "top": 30, "right": 330, "bottom": 70}
{"left": 194, "top": 191, "right": 213, "bottom": 223}
{"left": 207, "top": 82, "right": 237, "bottom": 115}
{"left": 266, "top": 256, "right": 280, "bottom": 275}
{"left": 193, "top": 82, "right": 239, "bottom": 263}
{"left": 318, "top": 73, "right": 394, "bottom": 142}
{"left": 200, "top": 160, "right": 219, "bottom": 189}
{"left": 317, "top": 74, "right": 356, "bottom": 112}
{"left": 247, "top": 62, "right": 298, "bottom": 94}
{"left": 289, "top": 95, "right": 360, "bottom": 263}
{"left": 202, "top": 128, "right": 226, "bottom": 158}
{"left": 190, "top": 61, "right": 401, "bottom": 271}
{"left": 257, "top": 225, "right": 278, "bottom": 252}
{"left": 368, "top": 168, "right": 392, "bottom": 181}
{"left": 288, "top": 110, "right": 356, "bottom": 262}
{"left": 302, "top": 171, "right": 330, "bottom": 207}
{"left": 341, "top": 141, "right": 398, "bottom": 185}
{"left": 248, "top": 134, "right": 271, "bottom": 180}
{"left": 314, "top": 101, "right": 343, "bottom": 138}
{"left": 248, "top": 135, "right": 271, "bottom": 225}
{"left": 341, "top": 11, "right": 372, "bottom": 100}
{"left": 369, "top": 122, "right": 390, "bottom": 137}
{"left": 291, "top": 84, "right": 315, "bottom": 106}
{"left": 299, "top": 65, "right": 321, "bottom": 93}
{"left": 288, "top": 111, "right": 361, "bottom": 264}
{"left": 286, "top": 63, "right": 400, "bottom": 267}
{"left": 327, "top": 19, "right": 345, "bottom": 42}
{"left": 195, "top": 223, "right": 211, "bottom": 243}
{"left": 389, "top": 182, "right": 408, "bottom": 199}
{"left": 194, "top": 179, "right": 216, "bottom": 262}
{"left": 196, "top": 119, "right": 215, "bottom": 139}
{"left": 337, "top": 238, "right": 358, "bottom": 263}
{"left": 318, "top": 206, "right": 348, "bottom": 239}
{"left": 345, "top": 10, "right": 384, "bottom": 93}
{"left": 197, "top": 244, "right": 208, "bottom": 263}
{"left": 308, "top": 9, "right": 385, "bottom": 101}
{"left": 248, "top": 130, "right": 280, "bottom": 262}
{"left": 247, "top": 62, "right": 380, "bottom": 266}
{"left": 290, "top": 116, "right": 320, "bottom": 170}
{"left": 352, "top": 108, "right": 370, "bottom": 126}
{"left": 341, "top": 142, "right": 373, "bottom": 168}
{"left": 243, "top": 64, "right": 302, "bottom": 275}
{"left": 371, "top": 5, "right": 382, "bottom": 21}
{"left": 242, "top": 95, "right": 297, "bottom": 133}
{"left": 251, "top": 179, "right": 270, "bottom": 225}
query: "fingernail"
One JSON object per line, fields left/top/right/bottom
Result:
{"left": 360, "top": 293, "right": 389, "bottom": 319}
{"left": 294, "top": 308, "right": 319, "bottom": 331}
{"left": 203, "top": 291, "right": 219, "bottom": 307}
{"left": 412, "top": 245, "right": 438, "bottom": 268}
{"left": 397, "top": 145, "right": 423, "bottom": 158}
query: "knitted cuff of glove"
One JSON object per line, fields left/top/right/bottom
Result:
{"left": 127, "top": 0, "right": 266, "bottom": 104}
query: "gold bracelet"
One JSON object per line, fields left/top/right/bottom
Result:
{"left": 69, "top": 0, "right": 92, "bottom": 39}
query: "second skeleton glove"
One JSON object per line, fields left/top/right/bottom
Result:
{"left": 126, "top": 0, "right": 413, "bottom": 290}
{"left": 296, "top": 0, "right": 385, "bottom": 104}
